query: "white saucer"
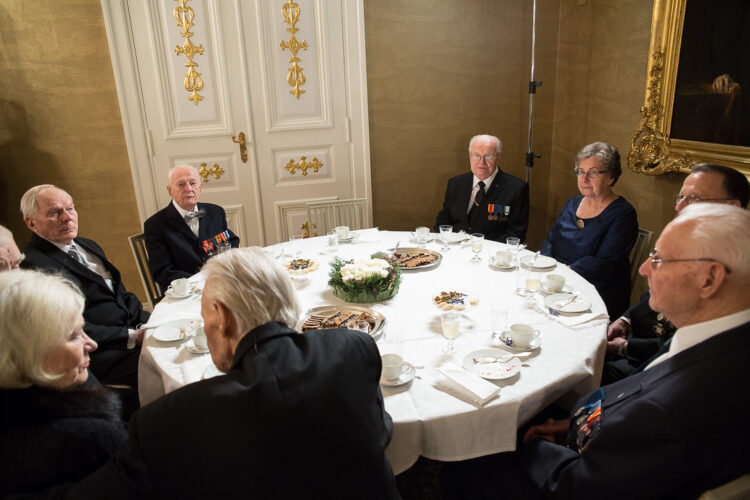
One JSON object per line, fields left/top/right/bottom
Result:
{"left": 338, "top": 233, "right": 359, "bottom": 243}
{"left": 462, "top": 348, "right": 521, "bottom": 380}
{"left": 520, "top": 255, "right": 557, "bottom": 270}
{"left": 488, "top": 256, "right": 516, "bottom": 270}
{"left": 153, "top": 320, "right": 196, "bottom": 342}
{"left": 496, "top": 334, "right": 542, "bottom": 352}
{"left": 540, "top": 283, "right": 573, "bottom": 295}
{"left": 380, "top": 362, "right": 415, "bottom": 387}
{"left": 165, "top": 286, "right": 199, "bottom": 299}
{"left": 545, "top": 293, "right": 592, "bottom": 313}
{"left": 186, "top": 339, "right": 210, "bottom": 354}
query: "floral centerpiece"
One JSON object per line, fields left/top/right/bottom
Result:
{"left": 328, "top": 257, "right": 400, "bottom": 303}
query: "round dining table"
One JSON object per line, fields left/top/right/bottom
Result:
{"left": 138, "top": 229, "right": 608, "bottom": 474}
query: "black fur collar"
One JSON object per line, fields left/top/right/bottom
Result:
{"left": 0, "top": 385, "right": 122, "bottom": 425}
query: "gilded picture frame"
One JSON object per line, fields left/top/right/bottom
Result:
{"left": 627, "top": 0, "right": 750, "bottom": 178}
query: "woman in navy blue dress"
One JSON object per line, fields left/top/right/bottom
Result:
{"left": 540, "top": 142, "right": 638, "bottom": 319}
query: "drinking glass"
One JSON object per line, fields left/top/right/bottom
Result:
{"left": 516, "top": 267, "right": 529, "bottom": 296}
{"left": 415, "top": 226, "right": 430, "bottom": 246}
{"left": 441, "top": 311, "right": 461, "bottom": 353}
{"left": 526, "top": 271, "right": 541, "bottom": 294}
{"left": 506, "top": 237, "right": 520, "bottom": 253}
{"left": 491, "top": 304, "right": 508, "bottom": 338}
{"left": 288, "top": 234, "right": 303, "bottom": 257}
{"left": 439, "top": 225, "right": 453, "bottom": 251}
{"left": 326, "top": 230, "right": 339, "bottom": 253}
{"left": 471, "top": 233, "right": 484, "bottom": 262}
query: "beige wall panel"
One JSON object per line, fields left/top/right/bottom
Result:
{"left": 0, "top": 0, "right": 145, "bottom": 300}
{"left": 364, "top": 0, "right": 559, "bottom": 247}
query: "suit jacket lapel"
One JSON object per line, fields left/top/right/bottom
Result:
{"left": 73, "top": 238, "right": 122, "bottom": 294}
{"left": 196, "top": 203, "right": 211, "bottom": 241}
{"left": 166, "top": 202, "right": 199, "bottom": 243}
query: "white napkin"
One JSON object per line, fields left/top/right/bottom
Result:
{"left": 433, "top": 363, "right": 500, "bottom": 407}
{"left": 353, "top": 227, "right": 380, "bottom": 242}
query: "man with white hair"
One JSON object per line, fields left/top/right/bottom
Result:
{"left": 0, "top": 224, "right": 24, "bottom": 270}
{"left": 19, "top": 185, "right": 148, "bottom": 391}
{"left": 144, "top": 164, "right": 239, "bottom": 291}
{"left": 434, "top": 134, "right": 529, "bottom": 242}
{"left": 41, "top": 247, "right": 400, "bottom": 498}
{"left": 442, "top": 203, "right": 750, "bottom": 499}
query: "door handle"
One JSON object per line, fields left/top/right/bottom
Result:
{"left": 231, "top": 131, "right": 248, "bottom": 163}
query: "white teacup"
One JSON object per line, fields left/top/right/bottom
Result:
{"left": 495, "top": 250, "right": 513, "bottom": 266}
{"left": 508, "top": 323, "right": 540, "bottom": 348}
{"left": 545, "top": 273, "right": 566, "bottom": 292}
{"left": 170, "top": 278, "right": 190, "bottom": 296}
{"left": 381, "top": 353, "right": 408, "bottom": 381}
{"left": 193, "top": 326, "right": 208, "bottom": 350}
{"left": 335, "top": 225, "right": 350, "bottom": 239}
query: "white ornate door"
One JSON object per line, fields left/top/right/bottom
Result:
{"left": 102, "top": 0, "right": 372, "bottom": 245}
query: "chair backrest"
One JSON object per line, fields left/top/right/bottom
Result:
{"left": 630, "top": 228, "right": 654, "bottom": 293}
{"left": 699, "top": 474, "right": 750, "bottom": 500}
{"left": 128, "top": 233, "right": 163, "bottom": 309}
{"left": 305, "top": 198, "right": 367, "bottom": 236}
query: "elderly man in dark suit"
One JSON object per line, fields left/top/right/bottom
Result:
{"left": 442, "top": 203, "right": 750, "bottom": 499}
{"left": 603, "top": 163, "right": 750, "bottom": 384}
{"left": 434, "top": 134, "right": 529, "bottom": 242}
{"left": 20, "top": 185, "right": 148, "bottom": 390}
{"left": 37, "top": 247, "right": 400, "bottom": 499}
{"left": 144, "top": 164, "right": 239, "bottom": 291}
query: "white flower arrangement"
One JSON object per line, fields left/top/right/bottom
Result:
{"left": 339, "top": 258, "right": 391, "bottom": 282}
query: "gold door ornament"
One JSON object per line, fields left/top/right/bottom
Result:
{"left": 280, "top": 1, "right": 308, "bottom": 99}
{"left": 174, "top": 0, "right": 205, "bottom": 105}
{"left": 285, "top": 156, "right": 323, "bottom": 176}
{"left": 198, "top": 162, "right": 224, "bottom": 183}
{"left": 232, "top": 132, "right": 248, "bottom": 163}
{"left": 300, "top": 220, "right": 317, "bottom": 238}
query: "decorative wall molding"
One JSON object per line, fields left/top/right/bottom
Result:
{"left": 274, "top": 146, "right": 332, "bottom": 184}
{"left": 279, "top": 0, "right": 308, "bottom": 99}
{"left": 173, "top": 0, "right": 205, "bottom": 105}
{"left": 223, "top": 204, "right": 247, "bottom": 245}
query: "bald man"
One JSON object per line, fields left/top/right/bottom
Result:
{"left": 144, "top": 165, "right": 239, "bottom": 291}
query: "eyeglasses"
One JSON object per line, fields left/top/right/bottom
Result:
{"left": 574, "top": 168, "right": 608, "bottom": 178}
{"left": 648, "top": 250, "right": 731, "bottom": 274}
{"left": 470, "top": 153, "right": 496, "bottom": 163}
{"left": 673, "top": 194, "right": 732, "bottom": 206}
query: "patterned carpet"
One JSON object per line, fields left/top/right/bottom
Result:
{"left": 396, "top": 458, "right": 445, "bottom": 499}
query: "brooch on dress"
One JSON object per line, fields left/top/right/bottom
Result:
{"left": 576, "top": 219, "right": 585, "bottom": 229}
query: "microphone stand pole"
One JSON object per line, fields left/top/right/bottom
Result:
{"left": 526, "top": 0, "right": 543, "bottom": 185}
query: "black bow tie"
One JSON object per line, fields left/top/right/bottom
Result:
{"left": 184, "top": 209, "right": 206, "bottom": 222}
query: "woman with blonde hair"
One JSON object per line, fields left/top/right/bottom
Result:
{"left": 0, "top": 269, "right": 127, "bottom": 495}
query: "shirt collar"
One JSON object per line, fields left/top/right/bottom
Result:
{"left": 669, "top": 307, "right": 750, "bottom": 357}
{"left": 172, "top": 199, "right": 199, "bottom": 217}
{"left": 473, "top": 168, "right": 499, "bottom": 189}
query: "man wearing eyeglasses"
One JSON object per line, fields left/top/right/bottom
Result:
{"left": 442, "top": 203, "right": 750, "bottom": 499}
{"left": 434, "top": 134, "right": 529, "bottom": 242}
{"left": 0, "top": 225, "right": 24, "bottom": 271}
{"left": 603, "top": 163, "right": 750, "bottom": 384}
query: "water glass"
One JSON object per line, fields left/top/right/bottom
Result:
{"left": 526, "top": 271, "right": 541, "bottom": 294}
{"left": 439, "top": 225, "right": 453, "bottom": 251}
{"left": 441, "top": 311, "right": 461, "bottom": 353}
{"left": 415, "top": 226, "right": 430, "bottom": 245}
{"left": 506, "top": 237, "right": 520, "bottom": 252}
{"left": 471, "top": 233, "right": 484, "bottom": 262}
{"left": 326, "top": 230, "right": 339, "bottom": 252}
{"left": 490, "top": 304, "right": 508, "bottom": 337}
{"left": 288, "top": 234, "right": 303, "bottom": 257}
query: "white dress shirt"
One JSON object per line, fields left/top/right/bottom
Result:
{"left": 646, "top": 307, "right": 750, "bottom": 369}
{"left": 173, "top": 199, "right": 200, "bottom": 237}
{"left": 466, "top": 169, "right": 499, "bottom": 214}
{"left": 56, "top": 242, "right": 115, "bottom": 293}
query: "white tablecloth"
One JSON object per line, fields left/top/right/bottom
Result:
{"left": 138, "top": 230, "right": 607, "bottom": 474}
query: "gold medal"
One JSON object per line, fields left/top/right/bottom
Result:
{"left": 576, "top": 219, "right": 585, "bottom": 229}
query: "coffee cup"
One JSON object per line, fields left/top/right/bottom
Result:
{"left": 381, "top": 353, "right": 408, "bottom": 381}
{"left": 508, "top": 324, "right": 540, "bottom": 348}
{"left": 495, "top": 250, "right": 512, "bottom": 266}
{"left": 335, "top": 226, "right": 350, "bottom": 239}
{"left": 545, "top": 274, "right": 565, "bottom": 292}
{"left": 170, "top": 278, "right": 190, "bottom": 296}
{"left": 193, "top": 326, "right": 208, "bottom": 350}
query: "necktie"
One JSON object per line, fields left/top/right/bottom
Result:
{"left": 68, "top": 245, "right": 87, "bottom": 267}
{"left": 184, "top": 209, "right": 206, "bottom": 222}
{"left": 470, "top": 181, "right": 486, "bottom": 219}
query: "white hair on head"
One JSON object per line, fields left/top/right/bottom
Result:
{"left": 201, "top": 247, "right": 301, "bottom": 334}
{"left": 468, "top": 134, "right": 502, "bottom": 155}
{"left": 20, "top": 184, "right": 71, "bottom": 219}
{"left": 167, "top": 164, "right": 201, "bottom": 185}
{"left": 0, "top": 269, "right": 85, "bottom": 388}
{"left": 674, "top": 203, "right": 750, "bottom": 280}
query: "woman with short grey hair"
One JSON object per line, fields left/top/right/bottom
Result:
{"left": 0, "top": 269, "right": 127, "bottom": 495}
{"left": 540, "top": 142, "right": 638, "bottom": 319}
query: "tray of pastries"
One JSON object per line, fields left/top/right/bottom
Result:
{"left": 301, "top": 305, "right": 385, "bottom": 341}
